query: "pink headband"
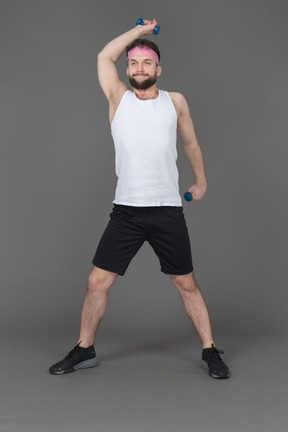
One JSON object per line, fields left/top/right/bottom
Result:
{"left": 127, "top": 47, "right": 159, "bottom": 64}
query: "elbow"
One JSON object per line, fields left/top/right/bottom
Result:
{"left": 97, "top": 51, "right": 105, "bottom": 60}
{"left": 97, "top": 51, "right": 109, "bottom": 68}
{"left": 97, "top": 50, "right": 117, "bottom": 65}
{"left": 97, "top": 49, "right": 110, "bottom": 61}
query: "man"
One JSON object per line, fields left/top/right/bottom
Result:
{"left": 49, "top": 19, "right": 230, "bottom": 379}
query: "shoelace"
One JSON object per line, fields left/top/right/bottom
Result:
{"left": 208, "top": 346, "right": 225, "bottom": 364}
{"left": 66, "top": 343, "right": 82, "bottom": 359}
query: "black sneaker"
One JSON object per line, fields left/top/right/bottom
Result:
{"left": 49, "top": 343, "right": 98, "bottom": 375}
{"left": 201, "top": 344, "right": 230, "bottom": 379}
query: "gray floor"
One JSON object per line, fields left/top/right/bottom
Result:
{"left": 1, "top": 332, "right": 287, "bottom": 432}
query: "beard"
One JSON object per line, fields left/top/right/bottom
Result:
{"left": 128, "top": 73, "right": 157, "bottom": 90}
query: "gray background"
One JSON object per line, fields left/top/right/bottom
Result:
{"left": 1, "top": 1, "right": 287, "bottom": 431}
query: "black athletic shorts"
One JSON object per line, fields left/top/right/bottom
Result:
{"left": 92, "top": 205, "right": 193, "bottom": 276}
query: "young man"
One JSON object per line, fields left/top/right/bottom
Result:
{"left": 49, "top": 19, "right": 230, "bottom": 379}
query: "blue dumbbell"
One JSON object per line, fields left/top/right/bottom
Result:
{"left": 136, "top": 18, "right": 160, "bottom": 35}
{"left": 184, "top": 192, "right": 193, "bottom": 202}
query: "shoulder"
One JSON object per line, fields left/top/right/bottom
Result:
{"left": 168, "top": 92, "right": 190, "bottom": 117}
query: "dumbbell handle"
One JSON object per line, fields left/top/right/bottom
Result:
{"left": 184, "top": 192, "right": 193, "bottom": 202}
{"left": 136, "top": 18, "right": 160, "bottom": 35}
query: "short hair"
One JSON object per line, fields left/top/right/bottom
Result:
{"left": 125, "top": 39, "right": 161, "bottom": 63}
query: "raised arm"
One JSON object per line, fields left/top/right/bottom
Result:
{"left": 170, "top": 92, "right": 207, "bottom": 201}
{"left": 97, "top": 19, "right": 158, "bottom": 106}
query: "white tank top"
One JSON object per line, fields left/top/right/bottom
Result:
{"left": 111, "top": 90, "right": 182, "bottom": 207}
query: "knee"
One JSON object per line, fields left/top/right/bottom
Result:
{"left": 88, "top": 267, "right": 117, "bottom": 293}
{"left": 170, "top": 273, "right": 198, "bottom": 293}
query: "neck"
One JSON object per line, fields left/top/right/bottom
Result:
{"left": 133, "top": 86, "right": 159, "bottom": 101}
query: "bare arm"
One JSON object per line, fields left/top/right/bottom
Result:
{"left": 170, "top": 92, "right": 207, "bottom": 200}
{"left": 97, "top": 19, "right": 158, "bottom": 104}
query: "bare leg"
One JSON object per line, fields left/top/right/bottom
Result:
{"left": 170, "top": 272, "right": 214, "bottom": 348}
{"left": 77, "top": 266, "right": 117, "bottom": 347}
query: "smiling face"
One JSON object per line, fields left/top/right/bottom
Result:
{"left": 127, "top": 53, "right": 162, "bottom": 90}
